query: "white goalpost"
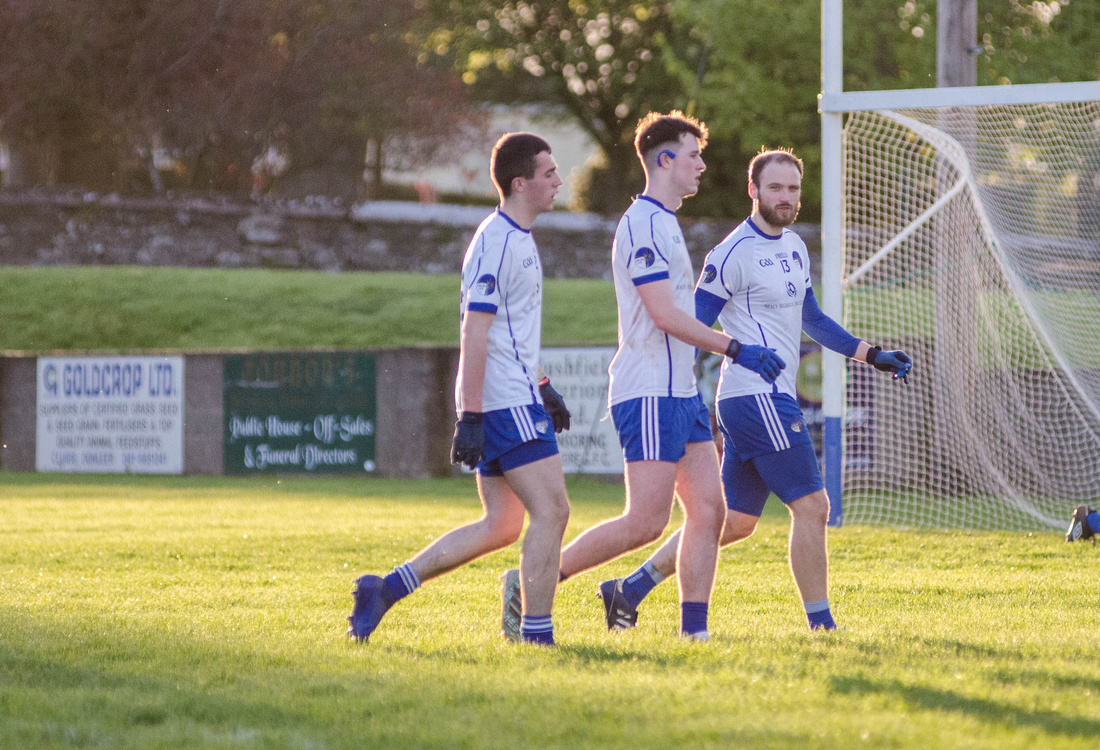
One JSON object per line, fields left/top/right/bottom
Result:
{"left": 820, "top": 0, "right": 1100, "bottom": 529}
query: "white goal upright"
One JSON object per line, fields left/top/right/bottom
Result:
{"left": 820, "top": 4, "right": 1100, "bottom": 529}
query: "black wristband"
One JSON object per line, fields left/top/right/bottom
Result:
{"left": 724, "top": 338, "right": 743, "bottom": 361}
{"left": 866, "top": 345, "right": 882, "bottom": 365}
{"left": 458, "top": 411, "right": 483, "bottom": 424}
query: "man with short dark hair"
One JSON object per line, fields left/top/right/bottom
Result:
{"left": 348, "top": 132, "right": 573, "bottom": 646}
{"left": 547, "top": 112, "right": 784, "bottom": 642}
{"left": 607, "top": 148, "right": 913, "bottom": 632}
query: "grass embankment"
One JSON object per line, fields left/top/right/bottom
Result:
{"left": 0, "top": 266, "right": 617, "bottom": 351}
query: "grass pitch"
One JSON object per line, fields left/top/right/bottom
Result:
{"left": 2, "top": 473, "right": 1099, "bottom": 749}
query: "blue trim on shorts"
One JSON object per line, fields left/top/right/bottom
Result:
{"left": 476, "top": 403, "right": 558, "bottom": 477}
{"left": 717, "top": 393, "right": 823, "bottom": 514}
{"left": 611, "top": 393, "right": 712, "bottom": 463}
{"left": 716, "top": 393, "right": 813, "bottom": 462}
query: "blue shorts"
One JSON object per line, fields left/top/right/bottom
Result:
{"left": 716, "top": 393, "right": 824, "bottom": 514}
{"left": 611, "top": 393, "right": 713, "bottom": 463}
{"left": 476, "top": 403, "right": 559, "bottom": 477}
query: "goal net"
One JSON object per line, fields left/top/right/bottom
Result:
{"left": 840, "top": 100, "right": 1100, "bottom": 529}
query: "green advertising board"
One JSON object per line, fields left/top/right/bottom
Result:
{"left": 224, "top": 352, "right": 376, "bottom": 475}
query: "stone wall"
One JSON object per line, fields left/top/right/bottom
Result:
{"left": 0, "top": 191, "right": 822, "bottom": 281}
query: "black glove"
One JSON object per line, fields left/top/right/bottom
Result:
{"left": 450, "top": 411, "right": 484, "bottom": 469}
{"left": 539, "top": 377, "right": 571, "bottom": 433}
{"left": 867, "top": 346, "right": 913, "bottom": 384}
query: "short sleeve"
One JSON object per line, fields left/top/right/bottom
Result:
{"left": 464, "top": 236, "right": 507, "bottom": 314}
{"left": 697, "top": 239, "right": 744, "bottom": 298}
{"left": 696, "top": 249, "right": 731, "bottom": 301}
{"left": 626, "top": 214, "right": 671, "bottom": 286}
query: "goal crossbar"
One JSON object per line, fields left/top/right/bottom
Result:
{"left": 820, "top": 80, "right": 1100, "bottom": 113}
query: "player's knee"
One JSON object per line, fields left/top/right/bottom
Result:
{"left": 790, "top": 491, "right": 829, "bottom": 527}
{"left": 722, "top": 514, "right": 757, "bottom": 545}
{"left": 484, "top": 512, "right": 524, "bottom": 548}
{"left": 629, "top": 512, "right": 670, "bottom": 546}
{"left": 539, "top": 492, "right": 570, "bottom": 535}
{"left": 699, "top": 495, "right": 727, "bottom": 531}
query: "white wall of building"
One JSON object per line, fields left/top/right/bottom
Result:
{"left": 383, "top": 104, "right": 601, "bottom": 205}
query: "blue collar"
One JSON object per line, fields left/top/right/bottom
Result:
{"left": 747, "top": 217, "right": 782, "bottom": 240}
{"left": 497, "top": 208, "right": 530, "bottom": 233}
{"left": 637, "top": 195, "right": 676, "bottom": 215}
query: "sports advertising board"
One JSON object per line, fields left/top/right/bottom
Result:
{"left": 538, "top": 347, "right": 624, "bottom": 474}
{"left": 36, "top": 356, "right": 185, "bottom": 473}
{"left": 223, "top": 352, "right": 376, "bottom": 475}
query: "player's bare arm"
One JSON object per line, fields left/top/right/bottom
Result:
{"left": 635, "top": 278, "right": 738, "bottom": 357}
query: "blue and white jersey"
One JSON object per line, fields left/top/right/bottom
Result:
{"left": 696, "top": 218, "right": 811, "bottom": 400}
{"left": 607, "top": 195, "right": 699, "bottom": 405}
{"left": 456, "top": 210, "right": 543, "bottom": 413}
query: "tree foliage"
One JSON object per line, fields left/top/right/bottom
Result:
{"left": 419, "top": 0, "right": 1098, "bottom": 219}
{"left": 0, "top": 0, "right": 474, "bottom": 196}
{"left": 417, "top": 0, "right": 690, "bottom": 213}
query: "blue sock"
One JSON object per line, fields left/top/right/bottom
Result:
{"left": 805, "top": 599, "right": 837, "bottom": 630}
{"left": 621, "top": 561, "right": 664, "bottom": 608}
{"left": 383, "top": 563, "right": 420, "bottom": 602}
{"left": 681, "top": 601, "right": 708, "bottom": 635}
{"left": 521, "top": 615, "right": 554, "bottom": 645}
{"left": 1087, "top": 512, "right": 1100, "bottom": 534}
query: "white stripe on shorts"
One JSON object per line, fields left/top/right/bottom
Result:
{"left": 642, "top": 396, "right": 660, "bottom": 461}
{"left": 511, "top": 406, "right": 537, "bottom": 442}
{"left": 755, "top": 393, "right": 790, "bottom": 451}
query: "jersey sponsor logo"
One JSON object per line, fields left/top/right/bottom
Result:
{"left": 702, "top": 264, "right": 717, "bottom": 283}
{"left": 758, "top": 257, "right": 774, "bottom": 267}
{"left": 522, "top": 255, "right": 536, "bottom": 268}
{"left": 672, "top": 234, "right": 683, "bottom": 244}
{"left": 793, "top": 250, "right": 803, "bottom": 269}
{"left": 634, "top": 247, "right": 656, "bottom": 268}
{"left": 786, "top": 281, "right": 797, "bottom": 297}
{"left": 476, "top": 273, "right": 497, "bottom": 296}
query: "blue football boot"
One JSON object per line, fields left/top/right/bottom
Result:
{"left": 598, "top": 578, "right": 638, "bottom": 631}
{"left": 347, "top": 575, "right": 396, "bottom": 642}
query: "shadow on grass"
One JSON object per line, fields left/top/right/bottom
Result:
{"left": 382, "top": 640, "right": 688, "bottom": 668}
{"left": 830, "top": 675, "right": 1100, "bottom": 739}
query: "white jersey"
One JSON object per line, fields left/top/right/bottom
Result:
{"left": 456, "top": 210, "right": 543, "bottom": 413}
{"left": 607, "top": 195, "right": 699, "bottom": 405}
{"left": 696, "top": 217, "right": 811, "bottom": 400}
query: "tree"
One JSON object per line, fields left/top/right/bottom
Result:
{"left": 418, "top": 0, "right": 689, "bottom": 213}
{"left": 678, "top": 0, "right": 1100, "bottom": 221}
{"left": 267, "top": 0, "right": 480, "bottom": 200}
{"left": 0, "top": 0, "right": 477, "bottom": 197}
{"left": 0, "top": 0, "right": 279, "bottom": 190}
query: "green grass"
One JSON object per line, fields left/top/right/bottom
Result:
{"left": 0, "top": 267, "right": 617, "bottom": 352}
{"left": 2, "top": 473, "right": 1098, "bottom": 749}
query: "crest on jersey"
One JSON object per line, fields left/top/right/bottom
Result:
{"left": 791, "top": 420, "right": 803, "bottom": 433}
{"left": 475, "top": 273, "right": 497, "bottom": 296}
{"left": 634, "top": 247, "right": 655, "bottom": 268}
{"left": 786, "top": 281, "right": 797, "bottom": 297}
{"left": 702, "top": 264, "right": 717, "bottom": 283}
{"left": 535, "top": 419, "right": 549, "bottom": 434}
{"left": 793, "top": 250, "right": 803, "bottom": 269}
